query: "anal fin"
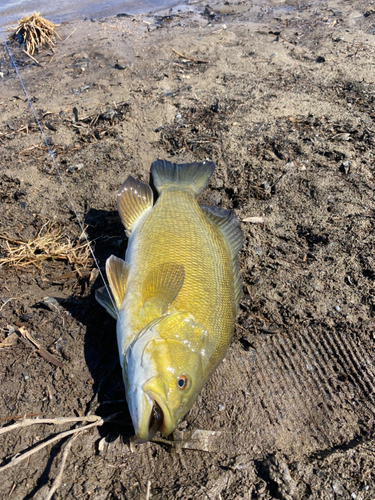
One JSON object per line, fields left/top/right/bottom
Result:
{"left": 117, "top": 175, "right": 153, "bottom": 235}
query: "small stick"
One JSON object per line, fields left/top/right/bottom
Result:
{"left": 0, "top": 412, "right": 44, "bottom": 422}
{"left": 145, "top": 480, "right": 151, "bottom": 500}
{"left": 62, "top": 28, "right": 77, "bottom": 43}
{"left": 0, "top": 414, "right": 104, "bottom": 437}
{"left": 171, "top": 47, "right": 209, "bottom": 63}
{"left": 8, "top": 482, "right": 16, "bottom": 497}
{"left": 242, "top": 216, "right": 264, "bottom": 224}
{"left": 18, "top": 327, "right": 63, "bottom": 368}
{"left": 0, "top": 297, "right": 20, "bottom": 311}
{"left": 44, "top": 433, "right": 79, "bottom": 500}
{"left": 151, "top": 436, "right": 176, "bottom": 446}
{"left": 0, "top": 413, "right": 120, "bottom": 472}
{"left": 22, "top": 49, "right": 43, "bottom": 66}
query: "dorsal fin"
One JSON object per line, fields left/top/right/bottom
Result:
{"left": 142, "top": 262, "right": 185, "bottom": 314}
{"left": 117, "top": 175, "right": 153, "bottom": 235}
{"left": 202, "top": 206, "right": 244, "bottom": 308}
{"left": 201, "top": 206, "right": 244, "bottom": 258}
{"left": 151, "top": 160, "right": 215, "bottom": 195}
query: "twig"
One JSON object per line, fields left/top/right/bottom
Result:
{"left": 22, "top": 49, "right": 43, "bottom": 66}
{"left": 0, "top": 413, "right": 120, "bottom": 472}
{"left": 8, "top": 482, "right": 16, "bottom": 497}
{"left": 62, "top": 28, "right": 76, "bottom": 43}
{"left": 0, "top": 297, "right": 22, "bottom": 312}
{"left": 0, "top": 412, "right": 44, "bottom": 423}
{"left": 0, "top": 414, "right": 104, "bottom": 436}
{"left": 242, "top": 216, "right": 264, "bottom": 224}
{"left": 151, "top": 436, "right": 176, "bottom": 446}
{"left": 171, "top": 47, "right": 209, "bottom": 63}
{"left": 44, "top": 432, "right": 79, "bottom": 500}
{"left": 145, "top": 480, "right": 151, "bottom": 500}
{"left": 17, "top": 327, "right": 63, "bottom": 368}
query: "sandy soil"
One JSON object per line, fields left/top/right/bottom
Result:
{"left": 1, "top": 0, "right": 375, "bottom": 498}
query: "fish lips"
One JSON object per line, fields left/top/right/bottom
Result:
{"left": 127, "top": 378, "right": 172, "bottom": 442}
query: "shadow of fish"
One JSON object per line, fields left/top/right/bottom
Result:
{"left": 96, "top": 160, "right": 243, "bottom": 442}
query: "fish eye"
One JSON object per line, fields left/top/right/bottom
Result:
{"left": 177, "top": 375, "right": 188, "bottom": 390}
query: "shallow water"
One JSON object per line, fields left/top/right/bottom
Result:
{"left": 0, "top": 0, "right": 184, "bottom": 27}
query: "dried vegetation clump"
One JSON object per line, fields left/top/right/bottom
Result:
{"left": 11, "top": 12, "right": 60, "bottom": 55}
{"left": 0, "top": 221, "right": 92, "bottom": 270}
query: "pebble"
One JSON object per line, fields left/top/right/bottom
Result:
{"left": 332, "top": 479, "right": 344, "bottom": 495}
{"left": 262, "top": 181, "right": 271, "bottom": 192}
{"left": 340, "top": 160, "right": 351, "bottom": 174}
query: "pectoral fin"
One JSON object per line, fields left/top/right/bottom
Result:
{"left": 106, "top": 255, "right": 129, "bottom": 310}
{"left": 117, "top": 175, "right": 153, "bottom": 235}
{"left": 142, "top": 263, "right": 185, "bottom": 314}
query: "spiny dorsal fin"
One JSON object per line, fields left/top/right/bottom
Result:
{"left": 106, "top": 255, "right": 130, "bottom": 310}
{"left": 142, "top": 262, "right": 185, "bottom": 314}
{"left": 201, "top": 206, "right": 244, "bottom": 258}
{"left": 202, "top": 206, "right": 244, "bottom": 308}
{"left": 151, "top": 160, "right": 215, "bottom": 195}
{"left": 117, "top": 175, "right": 153, "bottom": 235}
{"left": 95, "top": 286, "right": 118, "bottom": 319}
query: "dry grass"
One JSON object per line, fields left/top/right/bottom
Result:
{"left": 0, "top": 221, "right": 92, "bottom": 271}
{"left": 12, "top": 12, "right": 60, "bottom": 55}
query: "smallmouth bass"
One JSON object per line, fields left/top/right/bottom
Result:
{"left": 96, "top": 160, "right": 243, "bottom": 441}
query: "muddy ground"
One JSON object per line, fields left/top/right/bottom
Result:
{"left": 1, "top": 0, "right": 375, "bottom": 498}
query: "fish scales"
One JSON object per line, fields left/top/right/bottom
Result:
{"left": 96, "top": 160, "right": 243, "bottom": 441}
{"left": 126, "top": 189, "right": 234, "bottom": 352}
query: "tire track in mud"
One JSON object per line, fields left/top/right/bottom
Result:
{"left": 229, "top": 323, "right": 375, "bottom": 457}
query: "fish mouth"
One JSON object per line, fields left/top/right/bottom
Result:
{"left": 133, "top": 394, "right": 166, "bottom": 443}
{"left": 148, "top": 399, "right": 164, "bottom": 439}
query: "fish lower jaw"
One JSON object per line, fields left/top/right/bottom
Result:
{"left": 147, "top": 398, "right": 164, "bottom": 440}
{"left": 127, "top": 386, "right": 166, "bottom": 442}
{"left": 132, "top": 395, "right": 164, "bottom": 443}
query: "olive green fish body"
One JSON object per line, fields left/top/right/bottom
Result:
{"left": 124, "top": 188, "right": 235, "bottom": 370}
{"left": 96, "top": 160, "right": 243, "bottom": 441}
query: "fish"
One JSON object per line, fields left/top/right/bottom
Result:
{"left": 96, "top": 160, "right": 243, "bottom": 442}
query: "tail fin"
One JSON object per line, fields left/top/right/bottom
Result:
{"left": 151, "top": 160, "right": 215, "bottom": 196}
